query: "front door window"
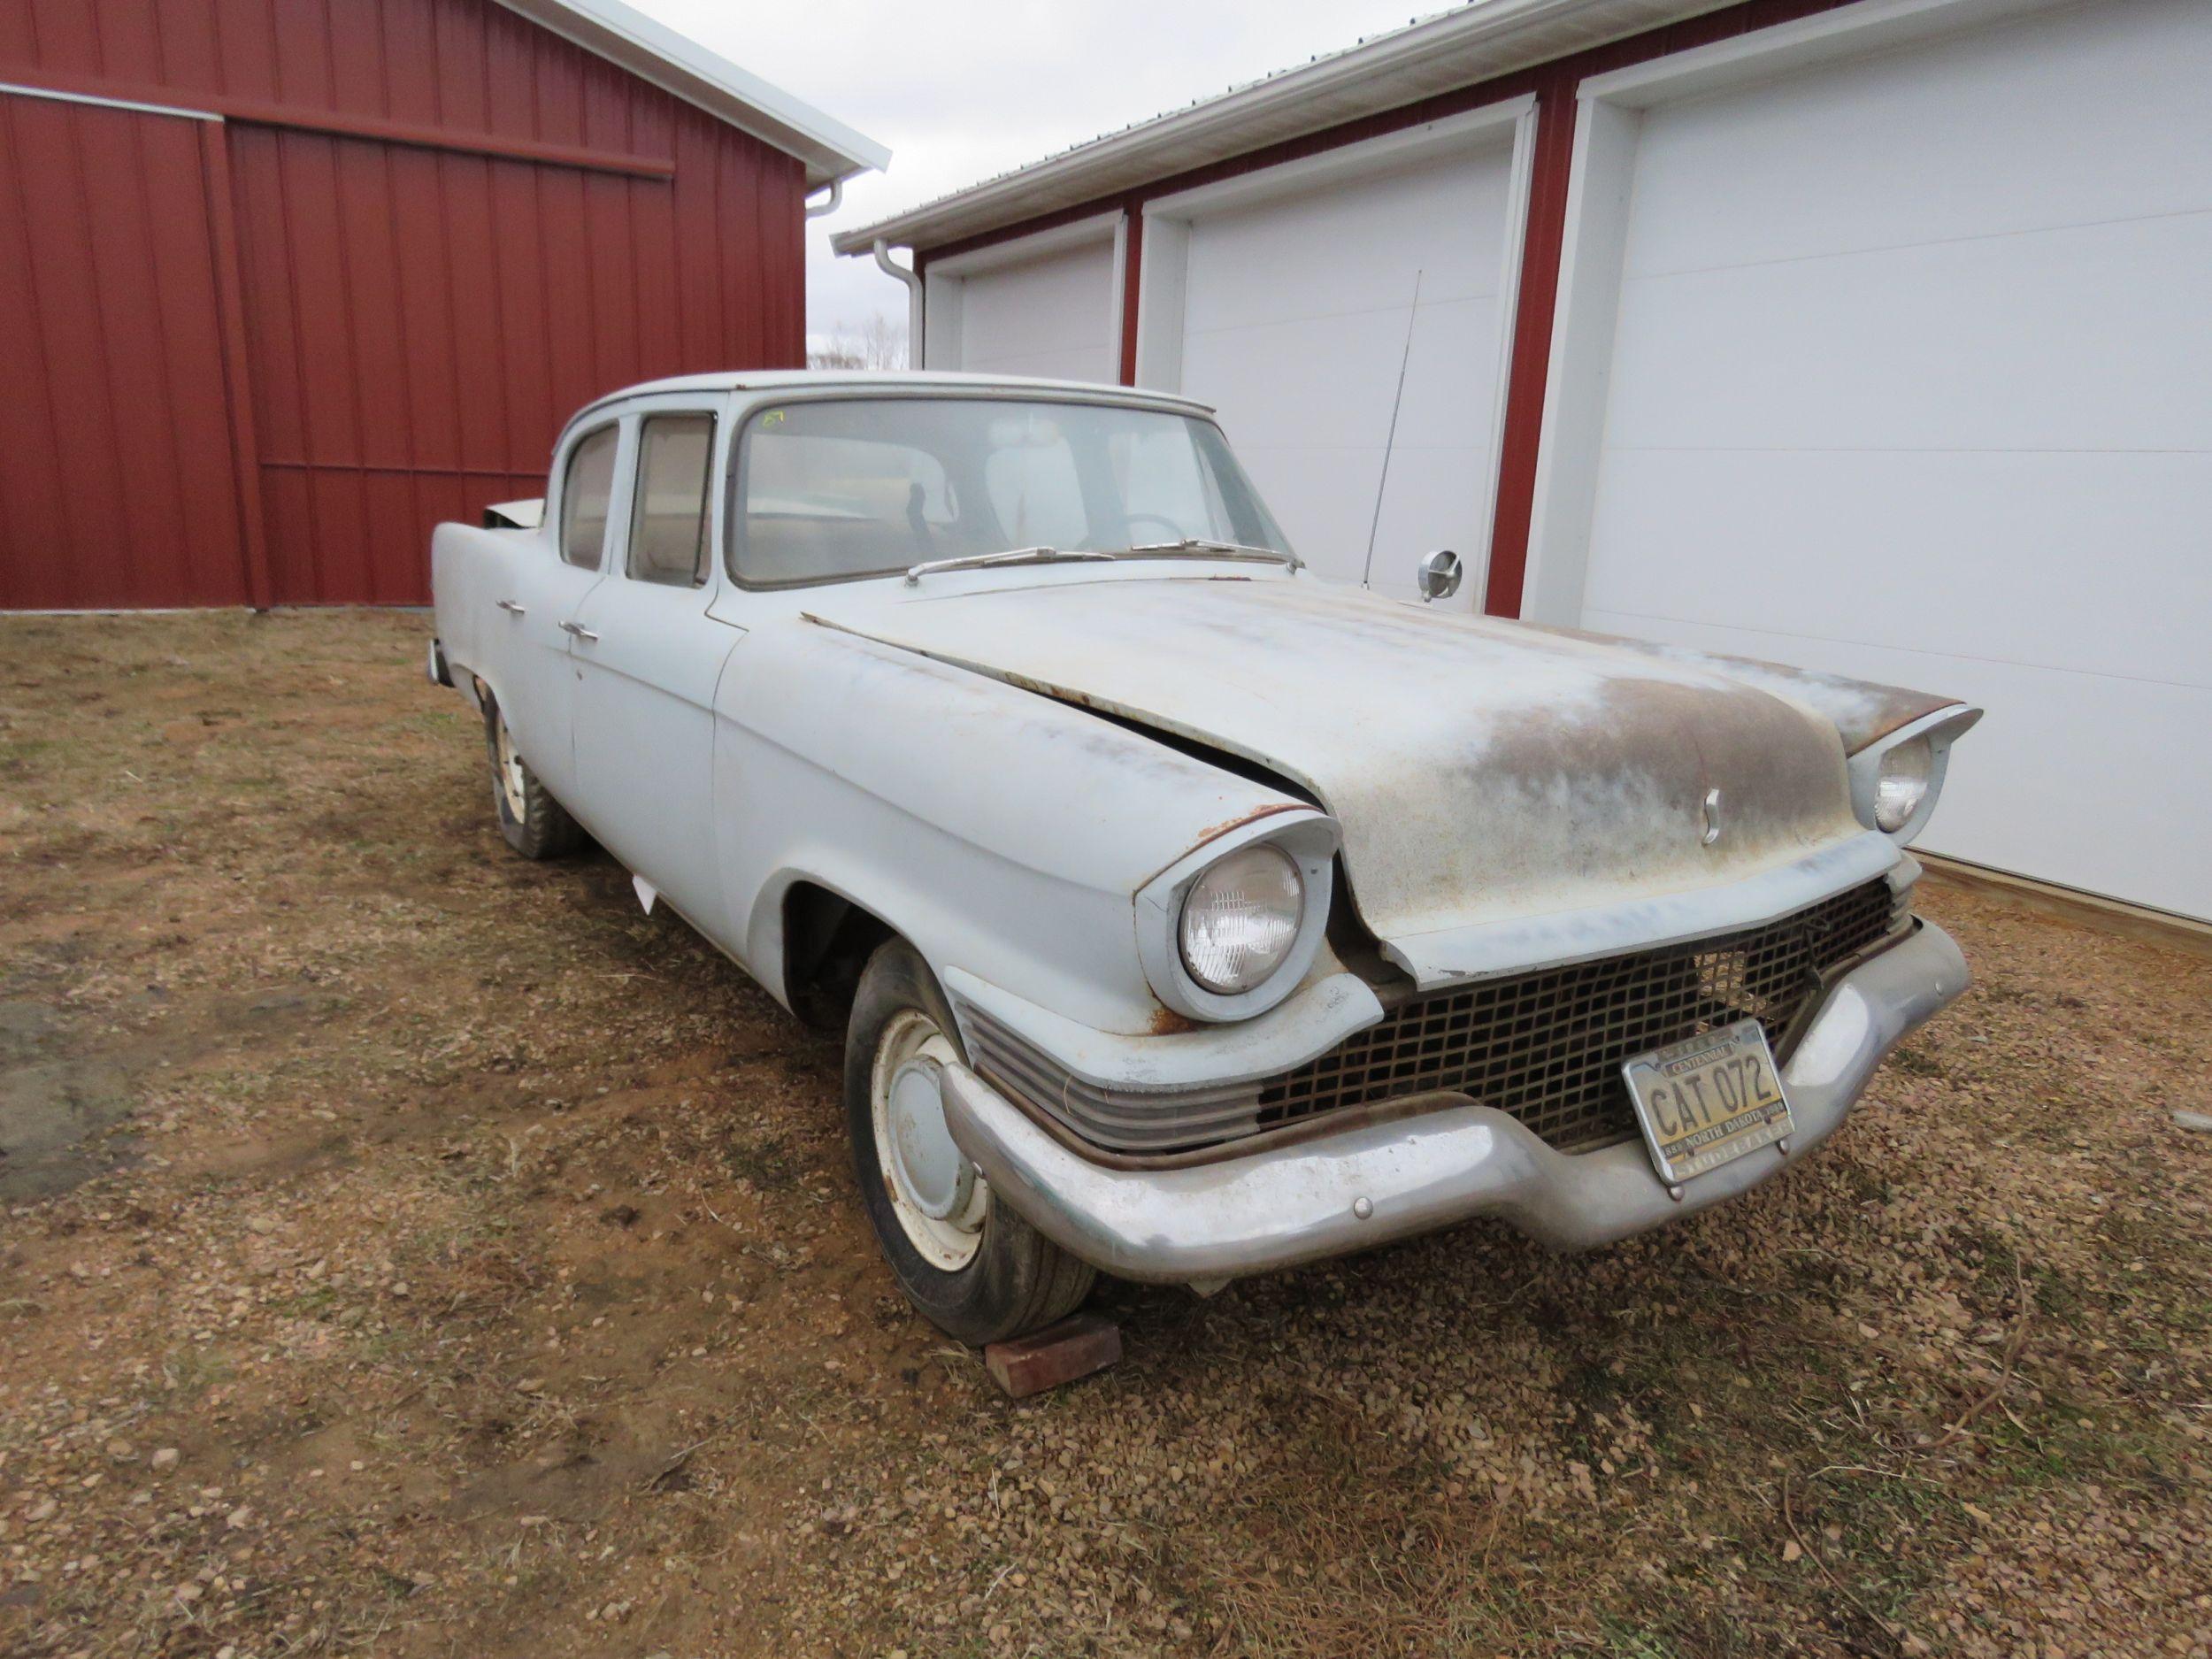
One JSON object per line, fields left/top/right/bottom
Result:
{"left": 626, "top": 414, "right": 717, "bottom": 588}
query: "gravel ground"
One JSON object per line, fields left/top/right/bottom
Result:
{"left": 1, "top": 608, "right": 2208, "bottom": 1659}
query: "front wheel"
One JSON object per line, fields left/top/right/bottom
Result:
{"left": 845, "top": 940, "right": 1094, "bottom": 1345}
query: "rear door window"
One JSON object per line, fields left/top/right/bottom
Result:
{"left": 559, "top": 425, "right": 620, "bottom": 569}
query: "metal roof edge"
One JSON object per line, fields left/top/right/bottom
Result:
{"left": 495, "top": 0, "right": 889, "bottom": 187}
{"left": 831, "top": 0, "right": 1726, "bottom": 254}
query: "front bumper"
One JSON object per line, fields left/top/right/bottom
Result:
{"left": 942, "top": 918, "right": 1968, "bottom": 1284}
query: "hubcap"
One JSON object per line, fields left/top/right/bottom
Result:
{"left": 870, "top": 1009, "right": 987, "bottom": 1270}
{"left": 494, "top": 715, "right": 528, "bottom": 820}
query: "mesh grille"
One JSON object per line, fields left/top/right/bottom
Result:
{"left": 1256, "top": 878, "right": 1906, "bottom": 1153}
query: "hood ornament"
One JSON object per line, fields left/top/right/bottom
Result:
{"left": 1701, "top": 788, "right": 1724, "bottom": 846}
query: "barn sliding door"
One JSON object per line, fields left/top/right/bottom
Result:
{"left": 0, "top": 90, "right": 257, "bottom": 608}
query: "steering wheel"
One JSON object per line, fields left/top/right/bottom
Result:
{"left": 905, "top": 481, "right": 935, "bottom": 556}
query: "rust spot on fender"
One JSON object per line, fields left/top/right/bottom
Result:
{"left": 1190, "top": 800, "right": 1304, "bottom": 849}
{"left": 1147, "top": 1005, "right": 1200, "bottom": 1036}
{"left": 997, "top": 667, "right": 1102, "bottom": 710}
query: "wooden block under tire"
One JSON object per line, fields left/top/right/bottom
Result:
{"left": 983, "top": 1313, "right": 1122, "bottom": 1398}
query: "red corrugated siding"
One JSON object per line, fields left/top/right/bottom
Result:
{"left": 0, "top": 0, "right": 806, "bottom": 609}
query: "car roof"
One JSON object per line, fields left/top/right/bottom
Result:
{"left": 561, "top": 370, "right": 1217, "bottom": 434}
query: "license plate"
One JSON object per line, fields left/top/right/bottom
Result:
{"left": 1622, "top": 1018, "right": 1794, "bottom": 1186}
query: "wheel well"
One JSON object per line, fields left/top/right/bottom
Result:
{"left": 783, "top": 882, "right": 895, "bottom": 1034}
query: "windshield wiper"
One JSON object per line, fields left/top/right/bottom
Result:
{"left": 903, "top": 546, "right": 1119, "bottom": 586}
{"left": 1116, "top": 537, "right": 1302, "bottom": 572}
{"left": 903, "top": 538, "right": 1299, "bottom": 586}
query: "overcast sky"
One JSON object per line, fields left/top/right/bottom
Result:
{"left": 629, "top": 0, "right": 1447, "bottom": 345}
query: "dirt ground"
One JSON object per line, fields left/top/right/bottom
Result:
{"left": 2, "top": 609, "right": 2208, "bottom": 1659}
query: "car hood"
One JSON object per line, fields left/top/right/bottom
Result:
{"left": 803, "top": 572, "right": 1882, "bottom": 974}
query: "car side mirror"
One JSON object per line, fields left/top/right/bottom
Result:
{"left": 1416, "top": 549, "right": 1463, "bottom": 603}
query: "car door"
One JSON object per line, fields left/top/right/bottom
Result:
{"left": 493, "top": 419, "right": 622, "bottom": 806}
{"left": 565, "top": 396, "right": 741, "bottom": 926}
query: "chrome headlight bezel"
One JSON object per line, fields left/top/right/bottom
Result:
{"left": 1136, "top": 814, "right": 1340, "bottom": 1023}
{"left": 1847, "top": 705, "right": 1982, "bottom": 845}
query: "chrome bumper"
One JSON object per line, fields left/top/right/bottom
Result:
{"left": 941, "top": 919, "right": 1969, "bottom": 1285}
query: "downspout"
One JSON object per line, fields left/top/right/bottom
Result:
{"left": 873, "top": 238, "right": 925, "bottom": 371}
{"left": 803, "top": 177, "right": 842, "bottom": 218}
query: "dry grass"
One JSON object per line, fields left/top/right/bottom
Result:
{"left": 1, "top": 608, "right": 2208, "bottom": 1658}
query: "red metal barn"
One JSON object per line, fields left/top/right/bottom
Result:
{"left": 0, "top": 0, "right": 882, "bottom": 609}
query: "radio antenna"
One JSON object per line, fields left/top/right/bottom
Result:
{"left": 1360, "top": 267, "right": 1424, "bottom": 589}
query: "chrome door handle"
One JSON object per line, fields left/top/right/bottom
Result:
{"left": 495, "top": 598, "right": 526, "bottom": 615}
{"left": 560, "top": 621, "right": 599, "bottom": 642}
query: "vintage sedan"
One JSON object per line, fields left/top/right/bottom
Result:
{"left": 427, "top": 372, "right": 1978, "bottom": 1345}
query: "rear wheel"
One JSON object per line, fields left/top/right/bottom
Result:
{"left": 845, "top": 939, "right": 1094, "bottom": 1345}
{"left": 482, "top": 694, "right": 585, "bottom": 860}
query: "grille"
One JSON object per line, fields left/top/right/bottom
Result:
{"left": 964, "top": 1005, "right": 1263, "bottom": 1154}
{"left": 1256, "top": 877, "right": 1906, "bottom": 1153}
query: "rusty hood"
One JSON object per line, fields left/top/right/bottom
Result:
{"left": 804, "top": 573, "right": 1893, "bottom": 977}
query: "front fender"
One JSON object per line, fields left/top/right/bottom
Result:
{"left": 1537, "top": 626, "right": 1968, "bottom": 755}
{"left": 714, "top": 620, "right": 1323, "bottom": 1035}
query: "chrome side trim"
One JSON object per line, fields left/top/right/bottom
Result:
{"left": 943, "top": 919, "right": 1969, "bottom": 1284}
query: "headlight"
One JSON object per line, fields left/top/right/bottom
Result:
{"left": 1873, "top": 737, "right": 1933, "bottom": 833}
{"left": 1178, "top": 843, "right": 1304, "bottom": 995}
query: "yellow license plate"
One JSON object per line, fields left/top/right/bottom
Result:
{"left": 1621, "top": 1018, "right": 1794, "bottom": 1186}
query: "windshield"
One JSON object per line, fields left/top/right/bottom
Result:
{"left": 729, "top": 396, "right": 1292, "bottom": 588}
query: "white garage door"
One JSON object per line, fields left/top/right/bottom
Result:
{"left": 1158, "top": 122, "right": 1525, "bottom": 604}
{"left": 928, "top": 230, "right": 1119, "bottom": 383}
{"left": 1571, "top": 0, "right": 2212, "bottom": 919}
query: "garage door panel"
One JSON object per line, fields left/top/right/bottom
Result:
{"left": 1586, "top": 449, "right": 2211, "bottom": 692}
{"left": 1389, "top": 296, "right": 1504, "bottom": 449}
{"left": 1236, "top": 443, "right": 1388, "bottom": 573}
{"left": 961, "top": 338, "right": 1116, "bottom": 381}
{"left": 1173, "top": 137, "right": 1518, "bottom": 601}
{"left": 1240, "top": 439, "right": 1495, "bottom": 599}
{"left": 1581, "top": 605, "right": 2212, "bottom": 921}
{"left": 1604, "top": 210, "right": 2212, "bottom": 454}
{"left": 1181, "top": 153, "right": 1508, "bottom": 334}
{"left": 955, "top": 240, "right": 1116, "bottom": 382}
{"left": 1186, "top": 309, "right": 1409, "bottom": 449}
{"left": 1367, "top": 444, "right": 1498, "bottom": 590}
{"left": 1572, "top": 0, "right": 2207, "bottom": 916}
{"left": 1623, "top": 0, "right": 2212, "bottom": 279}
{"left": 1190, "top": 294, "right": 1497, "bottom": 455}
